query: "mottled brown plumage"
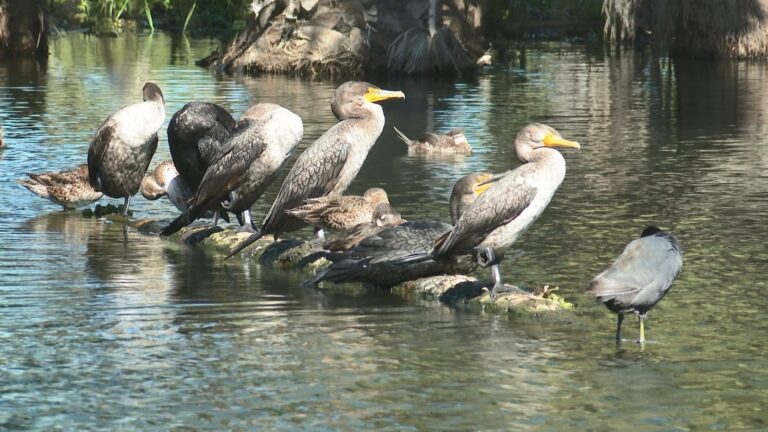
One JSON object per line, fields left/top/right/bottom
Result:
{"left": 87, "top": 82, "right": 165, "bottom": 216}
{"left": 394, "top": 126, "right": 471, "bottom": 155}
{"left": 285, "top": 187, "right": 392, "bottom": 231}
{"left": 303, "top": 171, "right": 493, "bottom": 287}
{"left": 322, "top": 203, "right": 406, "bottom": 252}
{"left": 18, "top": 164, "right": 103, "bottom": 209}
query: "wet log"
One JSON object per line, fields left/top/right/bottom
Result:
{"left": 124, "top": 220, "right": 573, "bottom": 319}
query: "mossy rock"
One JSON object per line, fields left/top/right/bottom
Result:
{"left": 259, "top": 239, "right": 330, "bottom": 271}
{"left": 394, "top": 275, "right": 575, "bottom": 320}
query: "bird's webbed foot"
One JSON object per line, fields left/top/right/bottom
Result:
{"left": 235, "top": 224, "right": 259, "bottom": 234}
{"left": 490, "top": 280, "right": 513, "bottom": 298}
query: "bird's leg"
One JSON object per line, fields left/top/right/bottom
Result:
{"left": 615, "top": 313, "right": 624, "bottom": 345}
{"left": 636, "top": 313, "right": 646, "bottom": 344}
{"left": 212, "top": 211, "right": 220, "bottom": 227}
{"left": 477, "top": 247, "right": 511, "bottom": 297}
{"left": 235, "top": 210, "right": 258, "bottom": 234}
{"left": 122, "top": 196, "right": 132, "bottom": 217}
{"left": 315, "top": 227, "right": 326, "bottom": 240}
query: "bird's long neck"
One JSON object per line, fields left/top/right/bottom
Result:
{"left": 520, "top": 147, "right": 567, "bottom": 185}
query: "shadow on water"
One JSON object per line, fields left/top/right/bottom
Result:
{"left": 0, "top": 36, "right": 767, "bottom": 430}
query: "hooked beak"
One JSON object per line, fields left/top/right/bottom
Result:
{"left": 542, "top": 132, "right": 580, "bottom": 150}
{"left": 364, "top": 88, "right": 406, "bottom": 103}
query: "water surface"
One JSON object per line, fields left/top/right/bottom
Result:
{"left": 1, "top": 33, "right": 766, "bottom": 430}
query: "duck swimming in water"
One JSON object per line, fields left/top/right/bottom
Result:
{"left": 226, "top": 81, "right": 405, "bottom": 258}
{"left": 586, "top": 226, "right": 683, "bottom": 344}
{"left": 304, "top": 171, "right": 493, "bottom": 288}
{"left": 18, "top": 164, "right": 103, "bottom": 209}
{"left": 87, "top": 82, "right": 165, "bottom": 216}
{"left": 160, "top": 103, "right": 303, "bottom": 237}
{"left": 394, "top": 126, "right": 471, "bottom": 155}
{"left": 431, "top": 123, "right": 580, "bottom": 297}
{"left": 285, "top": 187, "right": 393, "bottom": 236}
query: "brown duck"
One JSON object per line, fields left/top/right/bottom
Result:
{"left": 18, "top": 164, "right": 103, "bottom": 209}
{"left": 285, "top": 188, "right": 393, "bottom": 233}
{"left": 394, "top": 126, "right": 471, "bottom": 155}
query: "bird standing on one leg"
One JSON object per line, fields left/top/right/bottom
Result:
{"left": 586, "top": 226, "right": 683, "bottom": 344}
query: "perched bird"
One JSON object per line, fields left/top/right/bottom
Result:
{"left": 140, "top": 160, "right": 214, "bottom": 216}
{"left": 304, "top": 171, "right": 493, "bottom": 287}
{"left": 160, "top": 103, "right": 303, "bottom": 237}
{"left": 431, "top": 123, "right": 580, "bottom": 297}
{"left": 394, "top": 126, "right": 471, "bottom": 155}
{"left": 17, "top": 164, "right": 103, "bottom": 209}
{"left": 585, "top": 226, "right": 683, "bottom": 344}
{"left": 87, "top": 82, "right": 165, "bottom": 216}
{"left": 226, "top": 81, "right": 405, "bottom": 258}
{"left": 167, "top": 102, "right": 236, "bottom": 196}
{"left": 322, "top": 202, "right": 406, "bottom": 252}
{"left": 285, "top": 187, "right": 393, "bottom": 236}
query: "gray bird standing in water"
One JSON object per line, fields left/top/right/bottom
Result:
{"left": 87, "top": 82, "right": 165, "bottom": 216}
{"left": 431, "top": 123, "right": 580, "bottom": 297}
{"left": 586, "top": 226, "right": 683, "bottom": 344}
{"left": 226, "top": 81, "right": 405, "bottom": 258}
{"left": 160, "top": 103, "right": 303, "bottom": 237}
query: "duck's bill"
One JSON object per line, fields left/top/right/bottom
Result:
{"left": 543, "top": 132, "right": 580, "bottom": 149}
{"left": 364, "top": 88, "right": 406, "bottom": 103}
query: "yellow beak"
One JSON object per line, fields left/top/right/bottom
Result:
{"left": 542, "top": 132, "right": 581, "bottom": 150}
{"left": 364, "top": 88, "right": 406, "bottom": 103}
{"left": 473, "top": 173, "right": 495, "bottom": 195}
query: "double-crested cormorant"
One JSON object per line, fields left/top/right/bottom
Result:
{"left": 167, "top": 102, "right": 236, "bottom": 194}
{"left": 285, "top": 187, "right": 392, "bottom": 234}
{"left": 431, "top": 123, "right": 580, "bottom": 297}
{"left": 226, "top": 81, "right": 405, "bottom": 258}
{"left": 394, "top": 126, "right": 471, "bottom": 155}
{"left": 140, "top": 160, "right": 216, "bottom": 217}
{"left": 17, "top": 164, "right": 103, "bottom": 209}
{"left": 87, "top": 82, "right": 165, "bottom": 216}
{"left": 586, "top": 226, "right": 683, "bottom": 344}
{"left": 304, "top": 172, "right": 491, "bottom": 287}
{"left": 160, "top": 103, "right": 303, "bottom": 237}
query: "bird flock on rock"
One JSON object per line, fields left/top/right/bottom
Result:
{"left": 15, "top": 80, "right": 684, "bottom": 345}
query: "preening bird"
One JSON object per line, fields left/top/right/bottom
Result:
{"left": 160, "top": 103, "right": 303, "bottom": 237}
{"left": 87, "top": 82, "right": 165, "bottom": 216}
{"left": 226, "top": 81, "right": 405, "bottom": 258}
{"left": 18, "top": 164, "right": 103, "bottom": 209}
{"left": 586, "top": 226, "right": 683, "bottom": 344}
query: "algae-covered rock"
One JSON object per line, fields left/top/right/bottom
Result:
{"left": 259, "top": 239, "right": 330, "bottom": 271}
{"left": 394, "top": 275, "right": 574, "bottom": 320}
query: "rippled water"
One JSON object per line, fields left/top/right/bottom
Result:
{"left": 1, "top": 34, "right": 766, "bottom": 430}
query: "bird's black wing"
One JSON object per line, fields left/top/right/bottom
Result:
{"left": 87, "top": 115, "right": 117, "bottom": 190}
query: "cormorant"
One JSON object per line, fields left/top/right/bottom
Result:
{"left": 160, "top": 103, "right": 303, "bottom": 237}
{"left": 226, "top": 81, "right": 405, "bottom": 258}
{"left": 87, "top": 82, "right": 165, "bottom": 216}
{"left": 431, "top": 123, "right": 580, "bottom": 297}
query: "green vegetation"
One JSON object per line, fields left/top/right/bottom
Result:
{"left": 484, "top": 0, "right": 604, "bottom": 39}
{"left": 48, "top": 0, "right": 250, "bottom": 34}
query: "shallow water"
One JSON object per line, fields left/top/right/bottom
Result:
{"left": 1, "top": 34, "right": 766, "bottom": 430}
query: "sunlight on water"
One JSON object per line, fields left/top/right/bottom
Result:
{"left": 0, "top": 34, "right": 766, "bottom": 430}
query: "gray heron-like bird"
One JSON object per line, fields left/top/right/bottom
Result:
{"left": 160, "top": 103, "right": 303, "bottom": 237}
{"left": 431, "top": 123, "right": 580, "bottom": 297}
{"left": 303, "top": 171, "right": 493, "bottom": 287}
{"left": 586, "top": 226, "right": 683, "bottom": 344}
{"left": 226, "top": 81, "right": 405, "bottom": 259}
{"left": 87, "top": 82, "right": 165, "bottom": 216}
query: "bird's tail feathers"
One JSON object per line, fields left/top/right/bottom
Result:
{"left": 160, "top": 210, "right": 193, "bottom": 237}
{"left": 393, "top": 126, "right": 412, "bottom": 145}
{"left": 432, "top": 230, "right": 452, "bottom": 257}
{"left": 225, "top": 230, "right": 265, "bottom": 260}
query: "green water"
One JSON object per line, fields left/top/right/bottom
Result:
{"left": 0, "top": 33, "right": 766, "bottom": 430}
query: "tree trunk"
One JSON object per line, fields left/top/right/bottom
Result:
{"left": 0, "top": 0, "right": 48, "bottom": 58}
